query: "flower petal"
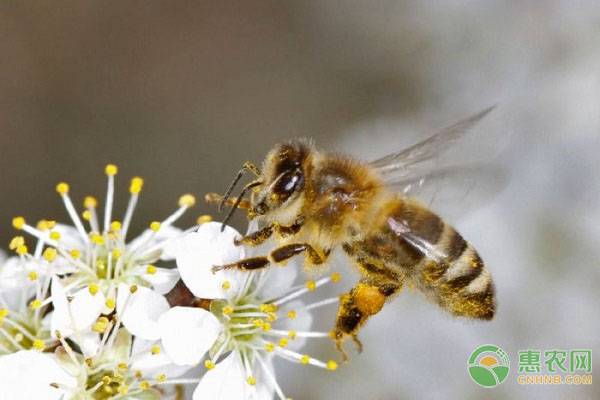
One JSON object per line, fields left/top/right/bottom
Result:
{"left": 0, "top": 351, "right": 76, "bottom": 400}
{"left": 130, "top": 339, "right": 191, "bottom": 378}
{"left": 279, "top": 300, "right": 313, "bottom": 350}
{"left": 174, "top": 223, "right": 246, "bottom": 299}
{"left": 158, "top": 307, "right": 221, "bottom": 366}
{"left": 192, "top": 353, "right": 254, "bottom": 400}
{"left": 117, "top": 283, "right": 170, "bottom": 341}
{"left": 51, "top": 279, "right": 105, "bottom": 337}
{"left": 140, "top": 267, "right": 180, "bottom": 294}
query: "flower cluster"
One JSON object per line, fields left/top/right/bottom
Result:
{"left": 0, "top": 165, "right": 341, "bottom": 400}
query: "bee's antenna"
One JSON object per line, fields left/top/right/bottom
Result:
{"left": 219, "top": 162, "right": 261, "bottom": 212}
{"left": 221, "top": 180, "right": 262, "bottom": 232}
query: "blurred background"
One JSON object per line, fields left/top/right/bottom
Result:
{"left": 0, "top": 1, "right": 598, "bottom": 399}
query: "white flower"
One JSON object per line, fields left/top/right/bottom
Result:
{"left": 141, "top": 222, "right": 342, "bottom": 400}
{"left": 9, "top": 165, "right": 196, "bottom": 339}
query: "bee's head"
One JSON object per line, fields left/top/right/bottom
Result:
{"left": 250, "top": 141, "right": 310, "bottom": 222}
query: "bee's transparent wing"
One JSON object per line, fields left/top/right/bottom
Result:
{"left": 370, "top": 106, "right": 496, "bottom": 178}
{"left": 385, "top": 164, "right": 507, "bottom": 222}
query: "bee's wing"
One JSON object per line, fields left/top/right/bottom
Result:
{"left": 385, "top": 164, "right": 507, "bottom": 222}
{"left": 369, "top": 106, "right": 496, "bottom": 177}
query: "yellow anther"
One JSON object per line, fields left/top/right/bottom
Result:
{"left": 56, "top": 182, "right": 70, "bottom": 195}
{"left": 85, "top": 358, "right": 94, "bottom": 368}
{"left": 43, "top": 247, "right": 58, "bottom": 262}
{"left": 37, "top": 219, "right": 56, "bottom": 231}
{"left": 288, "top": 330, "right": 297, "bottom": 340}
{"left": 146, "top": 265, "right": 157, "bottom": 275}
{"left": 110, "top": 221, "right": 122, "bottom": 232}
{"left": 326, "top": 360, "right": 338, "bottom": 371}
{"left": 88, "top": 283, "right": 99, "bottom": 296}
{"left": 112, "top": 248, "right": 121, "bottom": 259}
{"left": 149, "top": 221, "right": 161, "bottom": 232}
{"left": 90, "top": 233, "right": 105, "bottom": 245}
{"left": 246, "top": 376, "right": 256, "bottom": 386}
{"left": 92, "top": 317, "right": 109, "bottom": 333}
{"left": 306, "top": 280, "right": 316, "bottom": 291}
{"left": 12, "top": 217, "right": 26, "bottom": 230}
{"left": 134, "top": 371, "right": 143, "bottom": 379}
{"left": 32, "top": 339, "right": 45, "bottom": 351}
{"left": 84, "top": 196, "right": 98, "bottom": 208}
{"left": 252, "top": 319, "right": 264, "bottom": 327}
{"left": 105, "top": 298, "right": 116, "bottom": 310}
{"left": 300, "top": 355, "right": 310, "bottom": 365}
{"left": 331, "top": 272, "right": 342, "bottom": 283}
{"left": 260, "top": 303, "right": 277, "bottom": 313}
{"left": 151, "top": 345, "right": 161, "bottom": 355}
{"left": 105, "top": 164, "right": 118, "bottom": 176}
{"left": 0, "top": 309, "right": 8, "bottom": 318}
{"left": 196, "top": 215, "right": 213, "bottom": 224}
{"left": 129, "top": 285, "right": 138, "bottom": 294}
{"left": 140, "top": 381, "right": 151, "bottom": 390}
{"left": 102, "top": 375, "right": 112, "bottom": 385}
{"left": 29, "top": 299, "right": 42, "bottom": 310}
{"left": 278, "top": 338, "right": 289, "bottom": 348}
{"left": 221, "top": 280, "right": 231, "bottom": 290}
{"left": 261, "top": 322, "right": 272, "bottom": 332}
{"left": 129, "top": 177, "right": 144, "bottom": 194}
{"left": 178, "top": 194, "right": 196, "bottom": 207}
{"left": 70, "top": 249, "right": 81, "bottom": 259}
{"left": 27, "top": 271, "right": 38, "bottom": 281}
{"left": 117, "top": 385, "right": 128, "bottom": 395}
{"left": 204, "top": 360, "right": 216, "bottom": 370}
{"left": 49, "top": 231, "right": 61, "bottom": 240}
{"left": 16, "top": 245, "right": 28, "bottom": 255}
{"left": 264, "top": 342, "right": 275, "bottom": 353}
{"left": 156, "top": 373, "right": 167, "bottom": 383}
{"left": 82, "top": 210, "right": 92, "bottom": 221}
{"left": 222, "top": 305, "right": 234, "bottom": 315}
{"left": 266, "top": 312, "right": 277, "bottom": 322}
{"left": 118, "top": 362, "right": 128, "bottom": 370}
{"left": 9, "top": 236, "right": 25, "bottom": 250}
{"left": 287, "top": 310, "right": 297, "bottom": 320}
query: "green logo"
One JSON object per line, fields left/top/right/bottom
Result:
{"left": 468, "top": 344, "right": 510, "bottom": 387}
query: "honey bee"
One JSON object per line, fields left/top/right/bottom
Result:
{"left": 209, "top": 107, "right": 499, "bottom": 359}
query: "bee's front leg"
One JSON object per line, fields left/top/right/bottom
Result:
{"left": 212, "top": 242, "right": 328, "bottom": 273}
{"left": 234, "top": 225, "right": 275, "bottom": 246}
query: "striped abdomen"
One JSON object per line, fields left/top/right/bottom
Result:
{"left": 359, "top": 197, "right": 495, "bottom": 320}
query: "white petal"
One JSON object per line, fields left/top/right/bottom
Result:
{"left": 254, "top": 261, "right": 299, "bottom": 301}
{"left": 174, "top": 223, "right": 246, "bottom": 299}
{"left": 51, "top": 279, "right": 105, "bottom": 337}
{"left": 77, "top": 329, "right": 101, "bottom": 357}
{"left": 0, "top": 257, "right": 36, "bottom": 294}
{"left": 0, "top": 351, "right": 77, "bottom": 400}
{"left": 193, "top": 353, "right": 255, "bottom": 400}
{"left": 129, "top": 225, "right": 183, "bottom": 261}
{"left": 158, "top": 307, "right": 221, "bottom": 366}
{"left": 278, "top": 300, "right": 313, "bottom": 350}
{"left": 140, "top": 267, "right": 180, "bottom": 294}
{"left": 130, "top": 339, "right": 191, "bottom": 378}
{"left": 117, "top": 283, "right": 169, "bottom": 340}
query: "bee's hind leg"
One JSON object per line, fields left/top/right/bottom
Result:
{"left": 334, "top": 279, "right": 401, "bottom": 361}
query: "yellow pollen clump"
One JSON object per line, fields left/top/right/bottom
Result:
{"left": 151, "top": 345, "right": 161, "bottom": 355}
{"left": 326, "top": 360, "right": 338, "bottom": 371}
{"left": 105, "top": 298, "right": 116, "bottom": 310}
{"left": 16, "top": 245, "right": 28, "bottom": 255}
{"left": 140, "top": 381, "right": 151, "bottom": 390}
{"left": 204, "top": 360, "right": 215, "bottom": 370}
{"left": 82, "top": 210, "right": 92, "bottom": 221}
{"left": 105, "top": 164, "right": 118, "bottom": 176}
{"left": 264, "top": 342, "right": 275, "bottom": 353}
{"left": 56, "top": 182, "right": 70, "bottom": 195}
{"left": 49, "top": 231, "right": 61, "bottom": 241}
{"left": 306, "top": 280, "right": 316, "bottom": 291}
{"left": 12, "top": 217, "right": 26, "bottom": 230}
{"left": 92, "top": 317, "right": 110, "bottom": 333}
{"left": 178, "top": 194, "right": 196, "bottom": 207}
{"left": 146, "top": 265, "right": 157, "bottom": 275}
{"left": 88, "top": 283, "right": 99, "bottom": 296}
{"left": 29, "top": 299, "right": 42, "bottom": 310}
{"left": 149, "top": 221, "right": 161, "bottom": 232}
{"left": 129, "top": 285, "right": 138, "bottom": 294}
{"left": 221, "top": 280, "right": 231, "bottom": 290}
{"left": 9, "top": 236, "right": 25, "bottom": 250}
{"left": 0, "top": 309, "right": 8, "bottom": 318}
{"left": 102, "top": 375, "right": 112, "bottom": 385}
{"left": 331, "top": 272, "right": 342, "bottom": 283}
{"left": 156, "top": 373, "right": 167, "bottom": 383}
{"left": 43, "top": 247, "right": 58, "bottom": 262}
{"left": 222, "top": 306, "right": 234, "bottom": 315}
{"left": 278, "top": 338, "right": 289, "bottom": 348}
{"left": 118, "top": 362, "right": 128, "bottom": 370}
{"left": 288, "top": 330, "right": 297, "bottom": 340}
{"left": 261, "top": 322, "right": 272, "bottom": 332}
{"left": 84, "top": 196, "right": 98, "bottom": 208}
{"left": 112, "top": 248, "right": 121, "bottom": 259}
{"left": 260, "top": 303, "right": 277, "bottom": 313}
{"left": 32, "top": 339, "right": 45, "bottom": 351}
{"left": 287, "top": 310, "right": 297, "bottom": 320}
{"left": 300, "top": 355, "right": 310, "bottom": 365}
{"left": 37, "top": 219, "right": 56, "bottom": 231}
{"left": 134, "top": 371, "right": 143, "bottom": 379}
{"left": 90, "top": 233, "right": 105, "bottom": 245}
{"left": 252, "top": 319, "right": 264, "bottom": 328}
{"left": 27, "top": 271, "right": 38, "bottom": 281}
{"left": 110, "top": 221, "right": 122, "bottom": 232}
{"left": 266, "top": 312, "right": 277, "bottom": 322}
{"left": 197, "top": 215, "right": 213, "bottom": 225}
{"left": 246, "top": 376, "right": 256, "bottom": 386}
{"left": 70, "top": 249, "right": 81, "bottom": 259}
{"left": 129, "top": 177, "right": 144, "bottom": 194}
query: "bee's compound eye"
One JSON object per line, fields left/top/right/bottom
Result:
{"left": 272, "top": 170, "right": 304, "bottom": 201}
